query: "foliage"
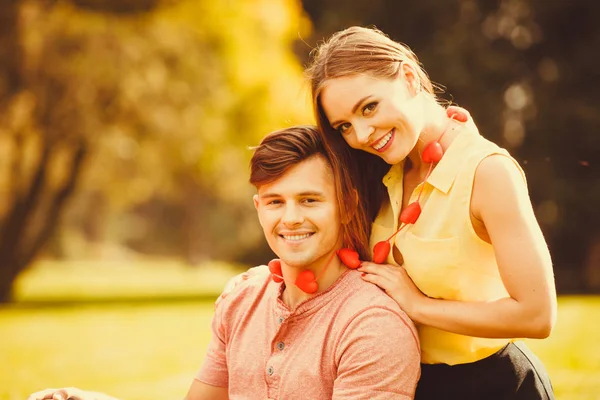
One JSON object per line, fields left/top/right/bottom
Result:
{"left": 0, "top": 0, "right": 312, "bottom": 301}
{"left": 300, "top": 0, "right": 600, "bottom": 292}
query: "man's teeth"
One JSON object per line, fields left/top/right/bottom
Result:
{"left": 373, "top": 131, "right": 393, "bottom": 150}
{"left": 282, "top": 233, "right": 312, "bottom": 241}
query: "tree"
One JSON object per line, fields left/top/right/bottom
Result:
{"left": 0, "top": 0, "right": 93, "bottom": 303}
{"left": 0, "top": 0, "right": 312, "bottom": 302}
{"left": 300, "top": 0, "right": 600, "bottom": 293}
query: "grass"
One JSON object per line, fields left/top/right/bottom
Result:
{"left": 11, "top": 259, "right": 241, "bottom": 302}
{"left": 527, "top": 296, "right": 600, "bottom": 399}
{"left": 0, "top": 302, "right": 213, "bottom": 400}
{"left": 1, "top": 260, "right": 599, "bottom": 399}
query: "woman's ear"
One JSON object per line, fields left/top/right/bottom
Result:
{"left": 399, "top": 61, "right": 421, "bottom": 96}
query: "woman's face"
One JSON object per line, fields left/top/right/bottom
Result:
{"left": 320, "top": 68, "right": 425, "bottom": 165}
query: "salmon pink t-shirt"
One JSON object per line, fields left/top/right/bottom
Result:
{"left": 195, "top": 266, "right": 420, "bottom": 399}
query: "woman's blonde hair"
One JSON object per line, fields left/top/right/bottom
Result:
{"left": 306, "top": 26, "right": 440, "bottom": 227}
{"left": 307, "top": 26, "right": 435, "bottom": 101}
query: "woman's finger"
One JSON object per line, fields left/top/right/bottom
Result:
{"left": 359, "top": 263, "right": 400, "bottom": 280}
{"left": 361, "top": 270, "right": 395, "bottom": 291}
{"left": 360, "top": 261, "right": 401, "bottom": 271}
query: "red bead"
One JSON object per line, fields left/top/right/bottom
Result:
{"left": 372, "top": 241, "right": 391, "bottom": 264}
{"left": 422, "top": 141, "right": 444, "bottom": 163}
{"left": 295, "top": 270, "right": 318, "bottom": 294}
{"left": 446, "top": 106, "right": 469, "bottom": 123}
{"left": 337, "top": 248, "right": 361, "bottom": 269}
{"left": 400, "top": 202, "right": 421, "bottom": 224}
{"left": 268, "top": 259, "right": 283, "bottom": 283}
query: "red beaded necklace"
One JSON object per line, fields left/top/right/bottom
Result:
{"left": 268, "top": 250, "right": 338, "bottom": 294}
{"left": 337, "top": 106, "right": 469, "bottom": 267}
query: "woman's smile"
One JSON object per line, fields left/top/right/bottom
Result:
{"left": 371, "top": 129, "right": 395, "bottom": 152}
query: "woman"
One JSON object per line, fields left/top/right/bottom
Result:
{"left": 306, "top": 26, "right": 556, "bottom": 399}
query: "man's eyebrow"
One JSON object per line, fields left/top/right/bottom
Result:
{"left": 329, "top": 95, "right": 373, "bottom": 128}
{"left": 297, "top": 191, "right": 326, "bottom": 197}
{"left": 258, "top": 193, "right": 280, "bottom": 199}
{"left": 259, "top": 191, "right": 326, "bottom": 199}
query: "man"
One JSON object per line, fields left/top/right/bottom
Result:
{"left": 29, "top": 126, "right": 420, "bottom": 400}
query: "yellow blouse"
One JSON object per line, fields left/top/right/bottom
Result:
{"left": 370, "top": 121, "right": 525, "bottom": 365}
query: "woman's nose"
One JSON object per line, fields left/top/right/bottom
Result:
{"left": 355, "top": 124, "right": 375, "bottom": 145}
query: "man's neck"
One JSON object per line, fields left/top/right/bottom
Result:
{"left": 280, "top": 249, "right": 347, "bottom": 309}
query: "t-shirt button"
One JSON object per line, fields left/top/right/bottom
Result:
{"left": 277, "top": 341, "right": 285, "bottom": 351}
{"left": 267, "top": 366, "right": 274, "bottom": 375}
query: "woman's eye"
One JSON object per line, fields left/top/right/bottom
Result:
{"left": 302, "top": 198, "right": 318, "bottom": 204}
{"left": 337, "top": 123, "right": 351, "bottom": 134}
{"left": 362, "top": 102, "right": 378, "bottom": 116}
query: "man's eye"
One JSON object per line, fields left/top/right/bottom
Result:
{"left": 303, "top": 198, "right": 318, "bottom": 204}
{"left": 362, "top": 102, "right": 378, "bottom": 116}
{"left": 267, "top": 200, "right": 282, "bottom": 205}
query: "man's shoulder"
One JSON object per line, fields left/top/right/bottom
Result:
{"left": 335, "top": 271, "right": 417, "bottom": 335}
{"left": 215, "top": 265, "right": 273, "bottom": 310}
{"left": 340, "top": 270, "right": 403, "bottom": 311}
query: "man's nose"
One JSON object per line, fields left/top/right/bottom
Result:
{"left": 282, "top": 203, "right": 303, "bottom": 227}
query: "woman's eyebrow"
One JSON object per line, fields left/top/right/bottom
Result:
{"left": 329, "top": 95, "right": 373, "bottom": 127}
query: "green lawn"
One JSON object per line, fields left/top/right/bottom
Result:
{"left": 526, "top": 296, "right": 600, "bottom": 399}
{"left": 1, "top": 261, "right": 599, "bottom": 399}
{"left": 0, "top": 301, "right": 213, "bottom": 400}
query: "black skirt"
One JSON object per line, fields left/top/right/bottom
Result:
{"left": 415, "top": 341, "right": 554, "bottom": 400}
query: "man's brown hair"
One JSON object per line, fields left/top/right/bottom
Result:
{"left": 250, "top": 125, "right": 371, "bottom": 260}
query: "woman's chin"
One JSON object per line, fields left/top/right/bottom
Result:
{"left": 377, "top": 147, "right": 408, "bottom": 165}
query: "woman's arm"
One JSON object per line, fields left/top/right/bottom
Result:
{"left": 360, "top": 154, "right": 557, "bottom": 339}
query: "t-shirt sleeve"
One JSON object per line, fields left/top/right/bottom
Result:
{"left": 332, "top": 306, "right": 421, "bottom": 399}
{"left": 194, "top": 295, "right": 229, "bottom": 388}
{"left": 214, "top": 266, "right": 266, "bottom": 309}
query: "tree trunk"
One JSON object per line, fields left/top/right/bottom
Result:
{"left": 0, "top": 0, "right": 20, "bottom": 115}
{"left": 0, "top": 0, "right": 167, "bottom": 302}
{"left": 0, "top": 263, "right": 20, "bottom": 303}
{"left": 0, "top": 140, "right": 87, "bottom": 302}
{"left": 0, "top": 0, "right": 23, "bottom": 303}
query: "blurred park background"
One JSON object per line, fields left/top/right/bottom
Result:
{"left": 0, "top": 0, "right": 599, "bottom": 399}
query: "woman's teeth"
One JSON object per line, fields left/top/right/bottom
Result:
{"left": 282, "top": 233, "right": 312, "bottom": 241}
{"left": 372, "top": 131, "right": 393, "bottom": 150}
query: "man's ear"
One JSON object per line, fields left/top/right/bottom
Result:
{"left": 253, "top": 194, "right": 264, "bottom": 227}
{"left": 341, "top": 189, "right": 359, "bottom": 225}
{"left": 253, "top": 194, "right": 259, "bottom": 210}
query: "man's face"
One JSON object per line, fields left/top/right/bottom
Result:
{"left": 253, "top": 155, "right": 342, "bottom": 269}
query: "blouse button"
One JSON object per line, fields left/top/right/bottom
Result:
{"left": 267, "top": 366, "right": 274, "bottom": 376}
{"left": 277, "top": 342, "right": 285, "bottom": 351}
